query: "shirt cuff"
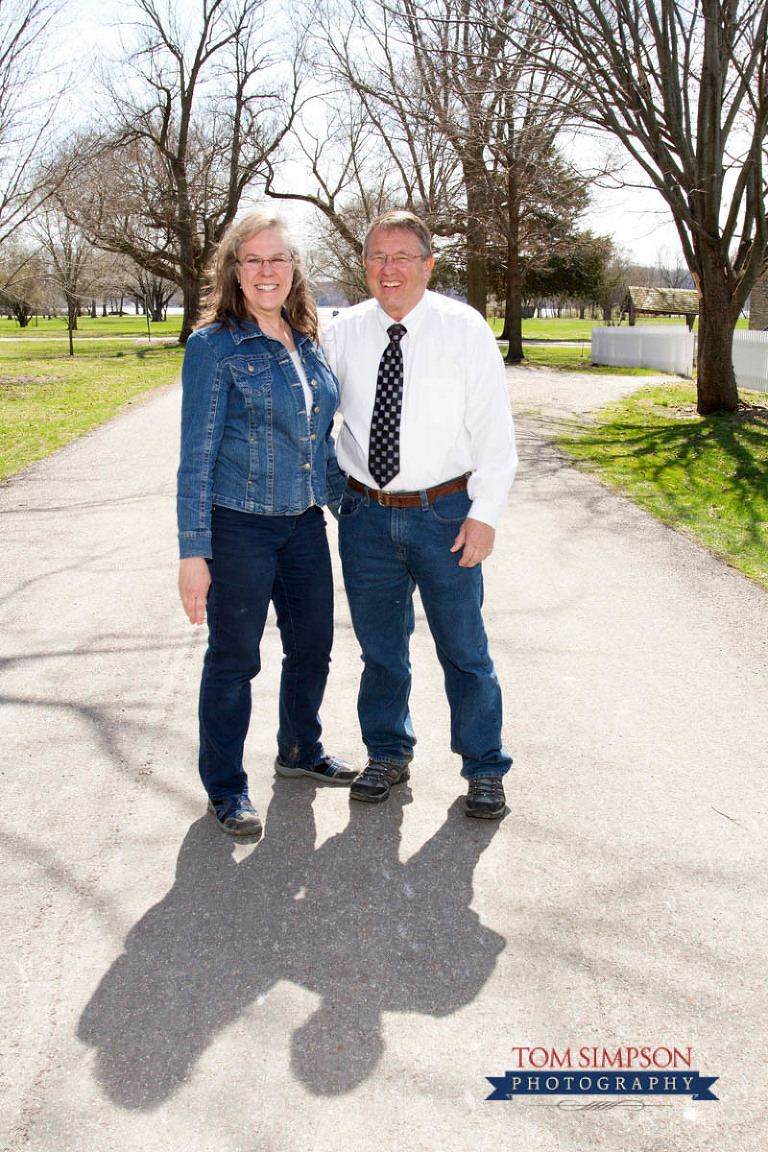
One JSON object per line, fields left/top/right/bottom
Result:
{"left": 467, "top": 497, "right": 504, "bottom": 529}
{"left": 179, "top": 532, "right": 213, "bottom": 559}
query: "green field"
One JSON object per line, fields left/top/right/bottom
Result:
{"left": 0, "top": 315, "right": 184, "bottom": 340}
{"left": 489, "top": 315, "right": 749, "bottom": 342}
{"left": 0, "top": 331, "right": 184, "bottom": 480}
{"left": 557, "top": 383, "right": 768, "bottom": 588}
{"left": 495, "top": 341, "right": 658, "bottom": 374}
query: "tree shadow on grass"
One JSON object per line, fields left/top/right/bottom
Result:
{"left": 558, "top": 405, "right": 768, "bottom": 558}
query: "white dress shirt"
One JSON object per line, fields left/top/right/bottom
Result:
{"left": 323, "top": 290, "right": 517, "bottom": 527}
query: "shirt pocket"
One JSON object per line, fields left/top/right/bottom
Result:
{"left": 405, "top": 374, "right": 466, "bottom": 441}
{"left": 229, "top": 355, "right": 273, "bottom": 397}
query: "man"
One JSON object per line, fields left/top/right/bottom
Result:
{"left": 324, "top": 210, "right": 517, "bottom": 819}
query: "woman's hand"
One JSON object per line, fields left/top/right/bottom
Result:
{"left": 178, "top": 557, "right": 211, "bottom": 625}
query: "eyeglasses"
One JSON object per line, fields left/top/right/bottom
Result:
{"left": 366, "top": 253, "right": 428, "bottom": 269}
{"left": 237, "top": 255, "right": 294, "bottom": 271}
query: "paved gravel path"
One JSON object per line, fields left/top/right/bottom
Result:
{"left": 1, "top": 368, "right": 765, "bottom": 1152}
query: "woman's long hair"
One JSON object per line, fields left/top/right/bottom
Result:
{"left": 195, "top": 209, "right": 319, "bottom": 341}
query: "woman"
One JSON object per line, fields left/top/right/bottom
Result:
{"left": 177, "top": 210, "right": 355, "bottom": 837}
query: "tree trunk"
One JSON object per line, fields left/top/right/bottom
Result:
{"left": 179, "top": 271, "right": 200, "bottom": 345}
{"left": 504, "top": 167, "right": 524, "bottom": 364}
{"left": 463, "top": 151, "right": 488, "bottom": 318}
{"left": 695, "top": 243, "right": 740, "bottom": 415}
{"left": 464, "top": 217, "right": 487, "bottom": 317}
{"left": 505, "top": 274, "right": 524, "bottom": 363}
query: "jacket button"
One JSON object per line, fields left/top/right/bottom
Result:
{"left": 310, "top": 434, "right": 316, "bottom": 441}
{"left": 310, "top": 378, "right": 317, "bottom": 387}
{"left": 313, "top": 406, "right": 320, "bottom": 413}
{"left": 302, "top": 463, "right": 310, "bottom": 470}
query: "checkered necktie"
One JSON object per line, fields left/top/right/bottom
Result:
{"left": 368, "top": 323, "right": 407, "bottom": 487}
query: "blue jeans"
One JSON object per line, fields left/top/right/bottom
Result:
{"left": 199, "top": 505, "right": 333, "bottom": 800}
{"left": 338, "top": 485, "right": 512, "bottom": 780}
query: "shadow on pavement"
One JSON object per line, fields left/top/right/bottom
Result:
{"left": 78, "top": 780, "right": 505, "bottom": 1108}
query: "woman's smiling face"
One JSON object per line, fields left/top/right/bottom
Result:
{"left": 236, "top": 228, "right": 294, "bottom": 325}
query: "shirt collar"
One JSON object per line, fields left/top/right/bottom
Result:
{"left": 229, "top": 313, "right": 307, "bottom": 348}
{"left": 375, "top": 290, "right": 430, "bottom": 340}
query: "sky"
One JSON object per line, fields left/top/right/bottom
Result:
{"left": 582, "top": 183, "right": 683, "bottom": 268}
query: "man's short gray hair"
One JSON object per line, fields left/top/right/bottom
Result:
{"left": 363, "top": 210, "right": 433, "bottom": 260}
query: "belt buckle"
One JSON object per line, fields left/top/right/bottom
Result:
{"left": 376, "top": 489, "right": 394, "bottom": 507}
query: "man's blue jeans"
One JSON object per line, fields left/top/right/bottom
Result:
{"left": 338, "top": 484, "right": 512, "bottom": 780}
{"left": 199, "top": 505, "right": 333, "bottom": 801}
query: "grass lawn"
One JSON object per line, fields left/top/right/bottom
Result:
{"left": 488, "top": 316, "right": 749, "bottom": 342}
{"left": 496, "top": 341, "right": 659, "bottom": 374}
{"left": 556, "top": 383, "right": 768, "bottom": 588}
{"left": 0, "top": 333, "right": 184, "bottom": 481}
{"left": 0, "top": 315, "right": 184, "bottom": 340}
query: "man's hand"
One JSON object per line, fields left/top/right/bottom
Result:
{"left": 450, "top": 517, "right": 495, "bottom": 568}
{"left": 178, "top": 557, "right": 211, "bottom": 625}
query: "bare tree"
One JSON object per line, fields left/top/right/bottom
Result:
{"left": 490, "top": 112, "right": 594, "bottom": 359}
{"left": 0, "top": 241, "right": 45, "bottom": 325}
{"left": 263, "top": 42, "right": 465, "bottom": 279}
{"left": 34, "top": 206, "right": 101, "bottom": 350}
{"left": 129, "top": 263, "right": 178, "bottom": 321}
{"left": 656, "top": 247, "right": 694, "bottom": 290}
{"left": 0, "top": 0, "right": 65, "bottom": 243}
{"left": 597, "top": 248, "right": 634, "bottom": 323}
{"left": 59, "top": 0, "right": 300, "bottom": 342}
{"left": 529, "top": 0, "right": 768, "bottom": 413}
{"left": 305, "top": 189, "right": 403, "bottom": 304}
{"left": 287, "top": 0, "right": 598, "bottom": 347}
{"left": 310, "top": 0, "right": 519, "bottom": 315}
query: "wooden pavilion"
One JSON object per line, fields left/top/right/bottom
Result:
{"left": 620, "top": 286, "right": 699, "bottom": 330}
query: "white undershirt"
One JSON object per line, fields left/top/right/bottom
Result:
{"left": 289, "top": 349, "right": 313, "bottom": 425}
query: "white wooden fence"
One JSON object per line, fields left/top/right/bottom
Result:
{"left": 591, "top": 326, "right": 768, "bottom": 393}
{"left": 591, "top": 326, "right": 695, "bottom": 376}
{"left": 731, "top": 330, "right": 768, "bottom": 394}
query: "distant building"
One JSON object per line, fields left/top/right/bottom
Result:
{"left": 620, "top": 286, "right": 699, "bottom": 331}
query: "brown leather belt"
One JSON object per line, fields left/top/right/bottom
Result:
{"left": 347, "top": 474, "right": 468, "bottom": 508}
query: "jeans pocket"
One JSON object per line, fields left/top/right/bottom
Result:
{"left": 339, "top": 490, "right": 363, "bottom": 518}
{"left": 428, "top": 488, "right": 470, "bottom": 525}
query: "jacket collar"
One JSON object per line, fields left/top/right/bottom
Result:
{"left": 228, "top": 315, "right": 310, "bottom": 350}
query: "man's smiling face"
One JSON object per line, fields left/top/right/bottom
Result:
{"left": 364, "top": 226, "right": 434, "bottom": 321}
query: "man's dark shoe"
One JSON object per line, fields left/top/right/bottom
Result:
{"left": 350, "top": 759, "right": 410, "bottom": 804}
{"left": 465, "top": 777, "right": 506, "bottom": 820}
{"left": 274, "top": 754, "right": 358, "bottom": 786}
{"left": 208, "top": 795, "right": 263, "bottom": 837}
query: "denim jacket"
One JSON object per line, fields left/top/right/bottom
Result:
{"left": 177, "top": 317, "right": 345, "bottom": 558}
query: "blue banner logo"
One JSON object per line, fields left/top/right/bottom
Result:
{"left": 486, "top": 1070, "right": 718, "bottom": 1102}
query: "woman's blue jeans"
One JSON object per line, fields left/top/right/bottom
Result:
{"left": 338, "top": 485, "right": 512, "bottom": 780}
{"left": 199, "top": 504, "right": 333, "bottom": 801}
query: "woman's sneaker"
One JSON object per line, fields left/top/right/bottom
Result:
{"left": 208, "top": 794, "right": 263, "bottom": 837}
